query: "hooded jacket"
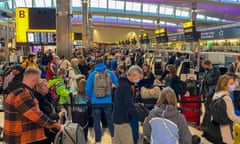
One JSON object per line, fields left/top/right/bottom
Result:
{"left": 113, "top": 76, "right": 144, "bottom": 124}
{"left": 85, "top": 63, "right": 118, "bottom": 104}
{"left": 143, "top": 104, "right": 192, "bottom": 144}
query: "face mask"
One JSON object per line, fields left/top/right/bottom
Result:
{"left": 229, "top": 84, "right": 236, "bottom": 92}
{"left": 133, "top": 79, "right": 140, "bottom": 84}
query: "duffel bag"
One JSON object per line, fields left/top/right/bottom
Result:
{"left": 141, "top": 86, "right": 161, "bottom": 99}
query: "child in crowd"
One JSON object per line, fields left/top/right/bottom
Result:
{"left": 70, "top": 78, "right": 89, "bottom": 141}
{"left": 48, "top": 68, "right": 70, "bottom": 105}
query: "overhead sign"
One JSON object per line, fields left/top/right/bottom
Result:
{"left": 16, "top": 8, "right": 29, "bottom": 43}
{"left": 183, "top": 21, "right": 200, "bottom": 42}
{"left": 168, "top": 34, "right": 185, "bottom": 42}
{"left": 183, "top": 21, "right": 195, "bottom": 29}
{"left": 155, "top": 28, "right": 168, "bottom": 43}
{"left": 16, "top": 8, "right": 57, "bottom": 43}
{"left": 200, "top": 26, "right": 240, "bottom": 40}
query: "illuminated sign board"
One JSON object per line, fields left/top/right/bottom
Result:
{"left": 16, "top": 8, "right": 29, "bottom": 43}
{"left": 183, "top": 21, "right": 195, "bottom": 29}
{"left": 183, "top": 21, "right": 200, "bottom": 42}
{"left": 155, "top": 28, "right": 168, "bottom": 43}
{"left": 16, "top": 8, "right": 57, "bottom": 43}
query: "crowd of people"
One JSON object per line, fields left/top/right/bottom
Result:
{"left": 2, "top": 48, "right": 240, "bottom": 144}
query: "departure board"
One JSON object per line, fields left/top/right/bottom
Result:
{"left": 27, "top": 32, "right": 56, "bottom": 45}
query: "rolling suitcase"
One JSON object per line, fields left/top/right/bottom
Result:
{"left": 180, "top": 95, "right": 202, "bottom": 124}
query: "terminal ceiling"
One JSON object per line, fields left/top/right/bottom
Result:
{"left": 0, "top": 0, "right": 240, "bottom": 31}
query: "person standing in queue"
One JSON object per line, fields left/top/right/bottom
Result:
{"left": 4, "top": 67, "right": 61, "bottom": 144}
{"left": 113, "top": 65, "right": 145, "bottom": 144}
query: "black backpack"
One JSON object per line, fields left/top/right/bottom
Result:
{"left": 210, "top": 94, "right": 232, "bottom": 125}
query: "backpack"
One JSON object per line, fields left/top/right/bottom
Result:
{"left": 94, "top": 70, "right": 112, "bottom": 97}
{"left": 210, "top": 94, "right": 232, "bottom": 125}
{"left": 149, "top": 106, "right": 179, "bottom": 144}
{"left": 49, "top": 81, "right": 62, "bottom": 101}
{"left": 134, "top": 103, "right": 149, "bottom": 122}
{"left": 54, "top": 121, "right": 86, "bottom": 144}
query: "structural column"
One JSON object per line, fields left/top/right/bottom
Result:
{"left": 56, "top": 0, "right": 72, "bottom": 59}
{"left": 88, "top": 14, "right": 93, "bottom": 47}
{"left": 82, "top": 0, "right": 89, "bottom": 48}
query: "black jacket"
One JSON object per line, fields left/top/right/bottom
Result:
{"left": 113, "top": 77, "right": 144, "bottom": 124}
{"left": 35, "top": 92, "right": 62, "bottom": 121}
{"left": 138, "top": 72, "right": 155, "bottom": 88}
{"left": 202, "top": 67, "right": 220, "bottom": 98}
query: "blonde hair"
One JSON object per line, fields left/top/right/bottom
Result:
{"left": 157, "top": 87, "right": 177, "bottom": 108}
{"left": 215, "top": 74, "right": 233, "bottom": 92}
{"left": 57, "top": 68, "right": 66, "bottom": 76}
{"left": 35, "top": 79, "right": 47, "bottom": 92}
{"left": 71, "top": 58, "right": 78, "bottom": 64}
{"left": 77, "top": 79, "right": 86, "bottom": 97}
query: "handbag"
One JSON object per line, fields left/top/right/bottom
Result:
{"left": 140, "top": 86, "right": 161, "bottom": 99}
{"left": 202, "top": 120, "right": 223, "bottom": 143}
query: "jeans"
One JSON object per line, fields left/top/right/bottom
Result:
{"left": 92, "top": 104, "right": 114, "bottom": 142}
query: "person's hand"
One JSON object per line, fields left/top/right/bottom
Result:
{"left": 46, "top": 122, "right": 61, "bottom": 130}
{"left": 58, "top": 111, "right": 64, "bottom": 118}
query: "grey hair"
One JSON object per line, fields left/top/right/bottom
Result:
{"left": 127, "top": 65, "right": 143, "bottom": 76}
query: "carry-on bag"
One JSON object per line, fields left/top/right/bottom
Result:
{"left": 54, "top": 120, "right": 86, "bottom": 144}
{"left": 180, "top": 95, "right": 202, "bottom": 124}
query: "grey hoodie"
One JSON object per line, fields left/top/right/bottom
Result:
{"left": 143, "top": 104, "right": 192, "bottom": 144}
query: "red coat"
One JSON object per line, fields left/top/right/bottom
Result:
{"left": 46, "top": 61, "right": 57, "bottom": 81}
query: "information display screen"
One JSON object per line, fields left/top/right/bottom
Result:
{"left": 27, "top": 32, "right": 56, "bottom": 45}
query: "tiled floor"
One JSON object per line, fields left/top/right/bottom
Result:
{"left": 0, "top": 111, "right": 210, "bottom": 144}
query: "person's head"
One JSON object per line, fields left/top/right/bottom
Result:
{"left": 142, "top": 63, "right": 150, "bottom": 74}
{"left": 202, "top": 60, "right": 212, "bottom": 70}
{"left": 52, "top": 55, "right": 59, "bottom": 63}
{"left": 28, "top": 54, "right": 36, "bottom": 62}
{"left": 216, "top": 74, "right": 235, "bottom": 93}
{"left": 78, "top": 79, "right": 86, "bottom": 97}
{"left": 156, "top": 87, "right": 177, "bottom": 108}
{"left": 71, "top": 58, "right": 79, "bottom": 66}
{"left": 23, "top": 67, "right": 41, "bottom": 89}
{"left": 127, "top": 65, "right": 143, "bottom": 84}
{"left": 226, "top": 72, "right": 239, "bottom": 92}
{"left": 95, "top": 57, "right": 104, "bottom": 65}
{"left": 35, "top": 79, "right": 48, "bottom": 96}
{"left": 79, "top": 56, "right": 86, "bottom": 65}
{"left": 166, "top": 64, "right": 176, "bottom": 79}
{"left": 11, "top": 64, "right": 23, "bottom": 75}
{"left": 118, "top": 64, "right": 125, "bottom": 73}
{"left": 57, "top": 68, "right": 66, "bottom": 77}
{"left": 60, "top": 55, "right": 65, "bottom": 60}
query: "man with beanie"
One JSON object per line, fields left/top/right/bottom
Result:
{"left": 85, "top": 57, "right": 118, "bottom": 144}
{"left": 4, "top": 64, "right": 24, "bottom": 94}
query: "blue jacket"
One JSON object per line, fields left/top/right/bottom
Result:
{"left": 85, "top": 63, "right": 118, "bottom": 104}
{"left": 109, "top": 58, "right": 118, "bottom": 70}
